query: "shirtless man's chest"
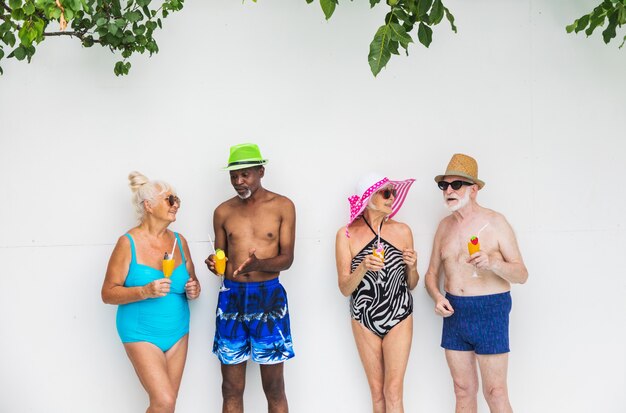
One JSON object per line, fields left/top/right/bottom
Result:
{"left": 222, "top": 198, "right": 283, "bottom": 279}
{"left": 439, "top": 215, "right": 509, "bottom": 295}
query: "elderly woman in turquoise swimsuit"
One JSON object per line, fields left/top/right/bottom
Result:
{"left": 102, "top": 171, "right": 200, "bottom": 413}
{"left": 335, "top": 173, "right": 419, "bottom": 413}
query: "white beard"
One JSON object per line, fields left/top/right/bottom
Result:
{"left": 237, "top": 189, "right": 252, "bottom": 200}
{"left": 445, "top": 189, "right": 471, "bottom": 212}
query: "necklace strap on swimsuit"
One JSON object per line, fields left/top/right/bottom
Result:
{"left": 361, "top": 216, "right": 384, "bottom": 236}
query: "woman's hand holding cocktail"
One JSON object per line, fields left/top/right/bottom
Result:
{"left": 185, "top": 279, "right": 200, "bottom": 300}
{"left": 362, "top": 254, "right": 384, "bottom": 272}
{"left": 142, "top": 278, "right": 171, "bottom": 298}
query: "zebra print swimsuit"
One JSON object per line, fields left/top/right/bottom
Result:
{"left": 350, "top": 218, "right": 413, "bottom": 338}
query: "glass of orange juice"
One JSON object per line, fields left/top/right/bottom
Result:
{"left": 163, "top": 252, "right": 175, "bottom": 278}
{"left": 372, "top": 243, "right": 385, "bottom": 285}
{"left": 468, "top": 236, "right": 480, "bottom": 277}
{"left": 215, "top": 249, "right": 229, "bottom": 291}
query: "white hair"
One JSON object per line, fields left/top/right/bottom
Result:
{"left": 446, "top": 187, "right": 471, "bottom": 212}
{"left": 128, "top": 171, "right": 174, "bottom": 221}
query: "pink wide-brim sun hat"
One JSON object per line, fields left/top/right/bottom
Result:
{"left": 345, "top": 173, "right": 415, "bottom": 237}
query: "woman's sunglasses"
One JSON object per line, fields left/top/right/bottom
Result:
{"left": 437, "top": 180, "right": 474, "bottom": 191}
{"left": 165, "top": 194, "right": 181, "bottom": 206}
{"left": 378, "top": 188, "right": 397, "bottom": 200}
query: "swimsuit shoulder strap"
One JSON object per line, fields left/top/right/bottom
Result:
{"left": 124, "top": 233, "right": 137, "bottom": 264}
{"left": 174, "top": 232, "right": 186, "bottom": 265}
{"left": 361, "top": 216, "right": 384, "bottom": 236}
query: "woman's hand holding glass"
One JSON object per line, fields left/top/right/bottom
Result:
{"left": 363, "top": 254, "right": 384, "bottom": 272}
{"left": 185, "top": 279, "right": 200, "bottom": 299}
{"left": 142, "top": 278, "right": 171, "bottom": 298}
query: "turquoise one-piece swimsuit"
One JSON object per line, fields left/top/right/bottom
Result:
{"left": 116, "top": 233, "right": 190, "bottom": 352}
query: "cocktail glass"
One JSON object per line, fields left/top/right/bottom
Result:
{"left": 215, "top": 249, "right": 229, "bottom": 292}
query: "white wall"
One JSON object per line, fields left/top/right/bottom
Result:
{"left": 1, "top": 0, "right": 625, "bottom": 412}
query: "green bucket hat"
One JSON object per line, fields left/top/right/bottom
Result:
{"left": 224, "top": 143, "right": 269, "bottom": 171}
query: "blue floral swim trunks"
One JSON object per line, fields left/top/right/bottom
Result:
{"left": 213, "top": 278, "right": 295, "bottom": 365}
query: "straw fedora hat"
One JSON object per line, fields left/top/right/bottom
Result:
{"left": 223, "top": 143, "right": 269, "bottom": 171}
{"left": 434, "top": 153, "right": 485, "bottom": 189}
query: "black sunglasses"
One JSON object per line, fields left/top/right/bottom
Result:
{"left": 437, "top": 180, "right": 474, "bottom": 191}
{"left": 165, "top": 194, "right": 181, "bottom": 206}
{"left": 378, "top": 188, "right": 397, "bottom": 199}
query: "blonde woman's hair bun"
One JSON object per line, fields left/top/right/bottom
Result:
{"left": 127, "top": 171, "right": 173, "bottom": 221}
{"left": 128, "top": 171, "right": 150, "bottom": 193}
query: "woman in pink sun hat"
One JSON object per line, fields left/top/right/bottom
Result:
{"left": 335, "top": 172, "right": 419, "bottom": 413}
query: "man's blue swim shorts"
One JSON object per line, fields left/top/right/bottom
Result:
{"left": 213, "top": 278, "right": 295, "bottom": 365}
{"left": 441, "top": 291, "right": 512, "bottom": 355}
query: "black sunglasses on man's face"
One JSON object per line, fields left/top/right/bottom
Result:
{"left": 437, "top": 180, "right": 474, "bottom": 191}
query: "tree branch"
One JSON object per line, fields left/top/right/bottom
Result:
{"left": 1, "top": 1, "right": 12, "bottom": 14}
{"left": 43, "top": 30, "right": 100, "bottom": 43}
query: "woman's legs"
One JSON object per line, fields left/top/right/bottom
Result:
{"left": 352, "top": 320, "right": 385, "bottom": 413}
{"left": 124, "top": 334, "right": 189, "bottom": 413}
{"left": 381, "top": 316, "right": 413, "bottom": 413}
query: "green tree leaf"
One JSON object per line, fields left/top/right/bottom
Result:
{"left": 602, "top": 9, "right": 618, "bottom": 43}
{"left": 393, "top": 8, "right": 408, "bottom": 22}
{"left": 320, "top": 0, "right": 337, "bottom": 20}
{"left": 444, "top": 6, "right": 457, "bottom": 33}
{"left": 23, "top": 2, "right": 36, "bottom": 15}
{"left": 418, "top": 0, "right": 433, "bottom": 18}
{"left": 368, "top": 24, "right": 391, "bottom": 76}
{"left": 13, "top": 45, "right": 26, "bottom": 60}
{"left": 389, "top": 22, "right": 413, "bottom": 49}
{"left": 575, "top": 14, "right": 590, "bottom": 33}
{"left": 429, "top": 0, "right": 444, "bottom": 25}
{"left": 3, "top": 31, "right": 17, "bottom": 47}
{"left": 9, "top": 0, "right": 22, "bottom": 9}
{"left": 417, "top": 21, "right": 432, "bottom": 47}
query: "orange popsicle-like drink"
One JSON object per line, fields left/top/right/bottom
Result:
{"left": 215, "top": 249, "right": 226, "bottom": 275}
{"left": 163, "top": 252, "right": 175, "bottom": 278}
{"left": 372, "top": 243, "right": 385, "bottom": 263}
{"left": 468, "top": 236, "right": 480, "bottom": 256}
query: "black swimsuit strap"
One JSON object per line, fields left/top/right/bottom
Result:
{"left": 362, "top": 216, "right": 384, "bottom": 237}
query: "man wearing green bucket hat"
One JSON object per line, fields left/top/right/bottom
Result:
{"left": 206, "top": 143, "right": 296, "bottom": 413}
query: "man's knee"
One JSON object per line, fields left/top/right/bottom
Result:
{"left": 453, "top": 378, "right": 479, "bottom": 399}
{"left": 483, "top": 384, "right": 509, "bottom": 405}
{"left": 262, "top": 375, "right": 286, "bottom": 401}
{"left": 222, "top": 377, "right": 245, "bottom": 399}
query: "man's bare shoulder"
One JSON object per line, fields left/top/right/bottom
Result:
{"left": 265, "top": 191, "right": 295, "bottom": 209}
{"left": 438, "top": 214, "right": 456, "bottom": 229}
{"left": 214, "top": 197, "right": 239, "bottom": 216}
{"left": 482, "top": 207, "right": 509, "bottom": 226}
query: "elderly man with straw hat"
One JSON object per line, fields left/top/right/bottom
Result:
{"left": 205, "top": 143, "right": 296, "bottom": 413}
{"left": 424, "top": 153, "right": 528, "bottom": 413}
